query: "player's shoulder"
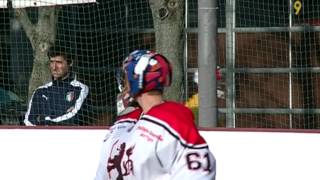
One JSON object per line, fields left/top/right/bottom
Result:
{"left": 37, "top": 82, "right": 53, "bottom": 90}
{"left": 148, "top": 101, "right": 194, "bottom": 120}
{"left": 163, "top": 100, "right": 192, "bottom": 111}
{"left": 143, "top": 101, "right": 207, "bottom": 147}
{"left": 115, "top": 107, "right": 142, "bottom": 124}
{"left": 71, "top": 79, "right": 89, "bottom": 89}
{"left": 32, "top": 82, "right": 53, "bottom": 96}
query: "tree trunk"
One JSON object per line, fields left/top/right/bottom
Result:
{"left": 29, "top": 49, "right": 51, "bottom": 99}
{"left": 14, "top": 7, "right": 57, "bottom": 99}
{"left": 149, "top": 0, "right": 185, "bottom": 102}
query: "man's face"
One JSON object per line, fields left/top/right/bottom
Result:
{"left": 49, "top": 55, "right": 70, "bottom": 80}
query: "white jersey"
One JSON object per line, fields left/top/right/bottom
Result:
{"left": 95, "top": 101, "right": 216, "bottom": 180}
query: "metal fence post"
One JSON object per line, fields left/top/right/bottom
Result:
{"left": 198, "top": 0, "right": 218, "bottom": 128}
{"left": 225, "top": 0, "right": 236, "bottom": 128}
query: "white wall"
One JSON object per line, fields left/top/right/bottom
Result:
{"left": 0, "top": 129, "right": 319, "bottom": 180}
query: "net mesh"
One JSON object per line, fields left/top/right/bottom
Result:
{"left": 1, "top": 0, "right": 320, "bottom": 129}
{"left": 0, "top": 0, "right": 155, "bottom": 126}
{"left": 219, "top": 0, "right": 320, "bottom": 128}
{"left": 185, "top": 0, "right": 320, "bottom": 128}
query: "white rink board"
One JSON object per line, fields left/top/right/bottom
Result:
{"left": 0, "top": 129, "right": 319, "bottom": 180}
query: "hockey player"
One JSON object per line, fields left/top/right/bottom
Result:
{"left": 95, "top": 50, "right": 216, "bottom": 180}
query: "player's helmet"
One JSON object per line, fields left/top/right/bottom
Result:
{"left": 118, "top": 50, "right": 172, "bottom": 97}
{"left": 116, "top": 50, "right": 172, "bottom": 115}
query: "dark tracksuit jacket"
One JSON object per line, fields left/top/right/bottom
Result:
{"left": 24, "top": 76, "right": 89, "bottom": 126}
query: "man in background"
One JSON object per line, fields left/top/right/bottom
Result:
{"left": 24, "top": 47, "right": 89, "bottom": 126}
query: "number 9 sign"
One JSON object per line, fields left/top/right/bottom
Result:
{"left": 293, "top": 0, "right": 302, "bottom": 15}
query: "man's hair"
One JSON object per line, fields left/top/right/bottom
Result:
{"left": 48, "top": 46, "right": 72, "bottom": 65}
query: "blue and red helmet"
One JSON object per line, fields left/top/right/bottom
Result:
{"left": 118, "top": 50, "right": 172, "bottom": 98}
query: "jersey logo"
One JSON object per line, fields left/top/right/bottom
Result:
{"left": 66, "top": 91, "right": 75, "bottom": 102}
{"left": 42, "top": 94, "right": 48, "bottom": 100}
{"left": 107, "top": 141, "right": 135, "bottom": 179}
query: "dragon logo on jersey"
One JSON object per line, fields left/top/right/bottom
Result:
{"left": 107, "top": 141, "right": 135, "bottom": 179}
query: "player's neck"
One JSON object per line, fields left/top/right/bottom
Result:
{"left": 137, "top": 92, "right": 164, "bottom": 113}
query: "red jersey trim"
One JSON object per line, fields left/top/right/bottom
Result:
{"left": 116, "top": 108, "right": 142, "bottom": 123}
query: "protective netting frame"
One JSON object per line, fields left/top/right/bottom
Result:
{"left": 1, "top": 0, "right": 320, "bottom": 129}
{"left": 218, "top": 0, "right": 320, "bottom": 128}
{"left": 185, "top": 0, "right": 320, "bottom": 129}
{"left": 0, "top": 1, "right": 156, "bottom": 126}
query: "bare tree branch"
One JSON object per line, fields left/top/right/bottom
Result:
{"left": 14, "top": 7, "right": 58, "bottom": 99}
{"left": 14, "top": 8, "right": 36, "bottom": 48}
